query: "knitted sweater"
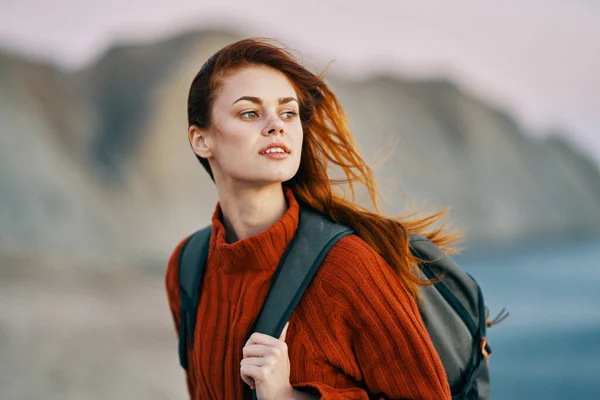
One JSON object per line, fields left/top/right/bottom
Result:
{"left": 165, "top": 189, "right": 451, "bottom": 399}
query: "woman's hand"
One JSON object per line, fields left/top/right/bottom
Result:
{"left": 241, "top": 322, "right": 295, "bottom": 400}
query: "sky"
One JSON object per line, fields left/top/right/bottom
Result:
{"left": 1, "top": 0, "right": 599, "bottom": 165}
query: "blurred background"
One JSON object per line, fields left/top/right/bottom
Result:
{"left": 1, "top": 0, "right": 599, "bottom": 399}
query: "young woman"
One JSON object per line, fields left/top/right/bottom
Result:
{"left": 165, "top": 38, "right": 457, "bottom": 400}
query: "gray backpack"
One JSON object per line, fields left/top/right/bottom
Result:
{"left": 177, "top": 206, "right": 506, "bottom": 400}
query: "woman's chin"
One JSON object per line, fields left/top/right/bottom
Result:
{"left": 243, "top": 172, "right": 296, "bottom": 186}
{"left": 225, "top": 165, "right": 299, "bottom": 187}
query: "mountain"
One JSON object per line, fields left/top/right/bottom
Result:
{"left": 1, "top": 29, "right": 599, "bottom": 263}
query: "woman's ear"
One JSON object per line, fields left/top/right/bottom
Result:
{"left": 189, "top": 125, "right": 212, "bottom": 159}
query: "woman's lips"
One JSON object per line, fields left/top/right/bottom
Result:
{"left": 258, "top": 142, "right": 291, "bottom": 158}
{"left": 260, "top": 148, "right": 290, "bottom": 159}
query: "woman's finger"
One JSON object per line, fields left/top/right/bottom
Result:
{"left": 240, "top": 364, "right": 269, "bottom": 386}
{"left": 240, "top": 356, "right": 271, "bottom": 368}
{"left": 243, "top": 343, "right": 283, "bottom": 359}
{"left": 240, "top": 370, "right": 256, "bottom": 390}
{"left": 279, "top": 321, "right": 290, "bottom": 341}
{"left": 245, "top": 331, "right": 282, "bottom": 347}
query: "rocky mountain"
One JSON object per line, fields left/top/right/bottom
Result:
{"left": 1, "top": 29, "right": 599, "bottom": 264}
{"left": 0, "top": 52, "right": 123, "bottom": 260}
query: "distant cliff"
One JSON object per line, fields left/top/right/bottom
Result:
{"left": 1, "top": 29, "right": 599, "bottom": 263}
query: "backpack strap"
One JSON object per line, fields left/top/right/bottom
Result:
{"left": 249, "top": 206, "right": 353, "bottom": 400}
{"left": 252, "top": 206, "right": 353, "bottom": 337}
{"left": 177, "top": 226, "right": 212, "bottom": 370}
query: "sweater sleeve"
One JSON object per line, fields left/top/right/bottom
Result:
{"left": 165, "top": 236, "right": 196, "bottom": 398}
{"left": 287, "top": 235, "right": 451, "bottom": 400}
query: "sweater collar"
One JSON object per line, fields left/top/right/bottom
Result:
{"left": 209, "top": 187, "right": 299, "bottom": 273}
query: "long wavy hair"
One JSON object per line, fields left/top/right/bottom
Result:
{"left": 187, "top": 38, "right": 460, "bottom": 300}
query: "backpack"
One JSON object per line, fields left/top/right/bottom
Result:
{"left": 177, "top": 206, "right": 503, "bottom": 400}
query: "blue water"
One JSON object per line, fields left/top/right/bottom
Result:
{"left": 455, "top": 234, "right": 600, "bottom": 399}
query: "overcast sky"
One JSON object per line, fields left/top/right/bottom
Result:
{"left": 1, "top": 0, "right": 599, "bottom": 164}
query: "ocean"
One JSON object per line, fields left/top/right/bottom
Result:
{"left": 455, "top": 234, "right": 600, "bottom": 399}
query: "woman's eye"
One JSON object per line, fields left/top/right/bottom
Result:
{"left": 281, "top": 110, "right": 298, "bottom": 120}
{"left": 240, "top": 111, "right": 259, "bottom": 120}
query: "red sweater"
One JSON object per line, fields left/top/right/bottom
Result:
{"left": 165, "top": 189, "right": 451, "bottom": 399}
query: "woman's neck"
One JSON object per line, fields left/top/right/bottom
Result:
{"left": 217, "top": 184, "right": 288, "bottom": 243}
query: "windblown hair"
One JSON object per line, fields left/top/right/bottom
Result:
{"left": 187, "top": 38, "right": 460, "bottom": 300}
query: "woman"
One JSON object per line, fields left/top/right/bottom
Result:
{"left": 165, "top": 38, "right": 457, "bottom": 400}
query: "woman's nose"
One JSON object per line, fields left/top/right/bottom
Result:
{"left": 262, "top": 115, "right": 285, "bottom": 136}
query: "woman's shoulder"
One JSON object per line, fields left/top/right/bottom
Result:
{"left": 323, "top": 233, "right": 380, "bottom": 262}
{"left": 311, "top": 233, "right": 412, "bottom": 301}
{"left": 300, "top": 232, "right": 422, "bottom": 334}
{"left": 165, "top": 235, "right": 192, "bottom": 300}
{"left": 317, "top": 233, "right": 390, "bottom": 278}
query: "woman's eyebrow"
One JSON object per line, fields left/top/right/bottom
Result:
{"left": 232, "top": 96, "right": 298, "bottom": 106}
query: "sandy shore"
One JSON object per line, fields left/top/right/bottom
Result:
{"left": 0, "top": 251, "right": 188, "bottom": 400}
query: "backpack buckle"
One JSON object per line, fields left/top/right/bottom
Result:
{"left": 480, "top": 337, "right": 491, "bottom": 360}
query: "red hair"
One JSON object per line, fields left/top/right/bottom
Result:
{"left": 187, "top": 38, "right": 460, "bottom": 300}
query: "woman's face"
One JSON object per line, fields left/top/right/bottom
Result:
{"left": 190, "top": 65, "right": 303, "bottom": 188}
